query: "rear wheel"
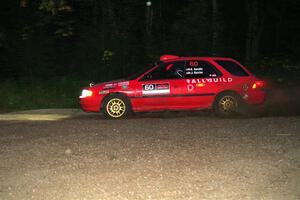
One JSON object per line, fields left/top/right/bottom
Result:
{"left": 214, "top": 93, "right": 241, "bottom": 117}
{"left": 102, "top": 94, "right": 130, "bottom": 119}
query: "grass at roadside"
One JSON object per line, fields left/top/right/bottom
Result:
{"left": 0, "top": 78, "right": 89, "bottom": 111}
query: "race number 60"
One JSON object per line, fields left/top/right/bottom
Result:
{"left": 189, "top": 61, "right": 199, "bottom": 67}
{"left": 144, "top": 84, "right": 155, "bottom": 90}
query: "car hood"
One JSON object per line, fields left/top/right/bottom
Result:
{"left": 94, "top": 79, "right": 125, "bottom": 86}
{"left": 90, "top": 79, "right": 130, "bottom": 90}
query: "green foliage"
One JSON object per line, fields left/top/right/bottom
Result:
{"left": 102, "top": 50, "right": 114, "bottom": 61}
{"left": 255, "top": 57, "right": 300, "bottom": 85}
{"left": 54, "top": 21, "right": 74, "bottom": 37}
{"left": 0, "top": 78, "right": 86, "bottom": 110}
{"left": 39, "top": 0, "right": 71, "bottom": 15}
{"left": 258, "top": 57, "right": 299, "bottom": 74}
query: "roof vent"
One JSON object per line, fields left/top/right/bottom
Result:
{"left": 160, "top": 55, "right": 179, "bottom": 61}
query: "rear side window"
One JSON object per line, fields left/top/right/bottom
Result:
{"left": 185, "top": 60, "right": 221, "bottom": 78}
{"left": 215, "top": 60, "right": 249, "bottom": 76}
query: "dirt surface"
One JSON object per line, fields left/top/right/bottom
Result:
{"left": 0, "top": 87, "right": 300, "bottom": 199}
{"left": 0, "top": 110, "right": 300, "bottom": 199}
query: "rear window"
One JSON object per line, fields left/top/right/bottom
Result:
{"left": 215, "top": 60, "right": 249, "bottom": 76}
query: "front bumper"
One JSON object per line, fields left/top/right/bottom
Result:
{"left": 79, "top": 96, "right": 103, "bottom": 112}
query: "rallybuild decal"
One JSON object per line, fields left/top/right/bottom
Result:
{"left": 142, "top": 83, "right": 170, "bottom": 95}
{"left": 187, "top": 78, "right": 233, "bottom": 92}
{"left": 187, "top": 78, "right": 233, "bottom": 84}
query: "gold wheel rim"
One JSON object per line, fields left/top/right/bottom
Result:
{"left": 218, "top": 96, "right": 237, "bottom": 113}
{"left": 106, "top": 98, "right": 126, "bottom": 118}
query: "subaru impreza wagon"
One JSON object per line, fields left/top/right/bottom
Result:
{"left": 79, "top": 55, "right": 265, "bottom": 118}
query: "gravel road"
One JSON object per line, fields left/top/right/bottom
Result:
{"left": 0, "top": 110, "right": 300, "bottom": 200}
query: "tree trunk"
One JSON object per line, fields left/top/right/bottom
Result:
{"left": 145, "top": 3, "right": 153, "bottom": 59}
{"left": 245, "top": 0, "right": 264, "bottom": 64}
{"left": 211, "top": 0, "right": 220, "bottom": 56}
{"left": 146, "top": 4, "right": 153, "bottom": 37}
{"left": 93, "top": 0, "right": 99, "bottom": 26}
{"left": 20, "top": 0, "right": 28, "bottom": 8}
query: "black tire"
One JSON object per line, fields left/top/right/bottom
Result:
{"left": 213, "top": 92, "right": 241, "bottom": 117}
{"left": 102, "top": 94, "right": 131, "bottom": 119}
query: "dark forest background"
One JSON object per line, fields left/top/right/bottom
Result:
{"left": 0, "top": 0, "right": 299, "bottom": 109}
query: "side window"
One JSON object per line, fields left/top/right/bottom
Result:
{"left": 214, "top": 60, "right": 249, "bottom": 76}
{"left": 184, "top": 60, "right": 221, "bottom": 78}
{"left": 143, "top": 61, "right": 185, "bottom": 80}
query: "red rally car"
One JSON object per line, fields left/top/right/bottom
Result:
{"left": 79, "top": 55, "right": 265, "bottom": 118}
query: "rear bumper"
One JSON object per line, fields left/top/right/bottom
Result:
{"left": 244, "top": 89, "right": 266, "bottom": 105}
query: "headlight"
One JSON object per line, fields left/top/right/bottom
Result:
{"left": 79, "top": 89, "right": 93, "bottom": 98}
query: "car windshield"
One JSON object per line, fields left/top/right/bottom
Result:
{"left": 127, "top": 62, "right": 159, "bottom": 80}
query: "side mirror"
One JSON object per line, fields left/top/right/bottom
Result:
{"left": 89, "top": 82, "right": 95, "bottom": 87}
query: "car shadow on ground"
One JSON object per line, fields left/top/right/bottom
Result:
{"left": 72, "top": 103, "right": 300, "bottom": 121}
{"left": 70, "top": 110, "right": 214, "bottom": 120}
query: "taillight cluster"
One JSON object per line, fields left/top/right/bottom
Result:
{"left": 252, "top": 81, "right": 264, "bottom": 89}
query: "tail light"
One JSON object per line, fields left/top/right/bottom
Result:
{"left": 252, "top": 81, "right": 264, "bottom": 89}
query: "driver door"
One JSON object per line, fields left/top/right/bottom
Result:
{"left": 132, "top": 61, "right": 186, "bottom": 111}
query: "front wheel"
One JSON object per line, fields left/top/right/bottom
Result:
{"left": 214, "top": 93, "right": 241, "bottom": 117}
{"left": 102, "top": 94, "right": 131, "bottom": 119}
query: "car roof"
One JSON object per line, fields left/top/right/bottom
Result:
{"left": 159, "top": 55, "right": 236, "bottom": 62}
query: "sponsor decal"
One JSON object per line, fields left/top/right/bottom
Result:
{"left": 187, "top": 83, "right": 205, "bottom": 92}
{"left": 156, "top": 83, "right": 169, "bottom": 90}
{"left": 187, "top": 84, "right": 194, "bottom": 92}
{"left": 196, "top": 83, "right": 205, "bottom": 87}
{"left": 186, "top": 78, "right": 233, "bottom": 92}
{"left": 242, "top": 94, "right": 249, "bottom": 100}
{"left": 243, "top": 84, "right": 249, "bottom": 91}
{"left": 118, "top": 81, "right": 129, "bottom": 86}
{"left": 121, "top": 85, "right": 128, "bottom": 89}
{"left": 99, "top": 90, "right": 109, "bottom": 94}
{"left": 103, "top": 83, "right": 117, "bottom": 89}
{"left": 186, "top": 78, "right": 233, "bottom": 84}
{"left": 103, "top": 81, "right": 129, "bottom": 89}
{"left": 142, "top": 83, "right": 170, "bottom": 95}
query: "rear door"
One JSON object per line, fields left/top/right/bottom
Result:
{"left": 182, "top": 60, "right": 223, "bottom": 108}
